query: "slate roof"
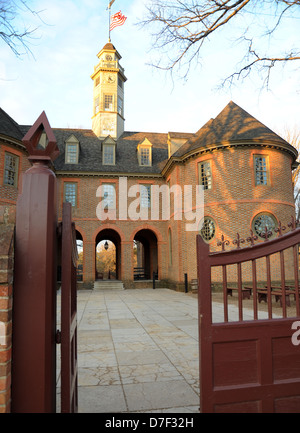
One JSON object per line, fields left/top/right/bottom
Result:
{"left": 0, "top": 108, "right": 24, "bottom": 141}
{"left": 1, "top": 101, "right": 297, "bottom": 176}
{"left": 173, "top": 101, "right": 292, "bottom": 158}
{"left": 52, "top": 129, "right": 169, "bottom": 175}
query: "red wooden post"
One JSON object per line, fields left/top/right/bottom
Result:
{"left": 11, "top": 112, "right": 59, "bottom": 413}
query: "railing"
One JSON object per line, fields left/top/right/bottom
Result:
{"left": 94, "top": 60, "right": 125, "bottom": 75}
{"left": 197, "top": 216, "right": 300, "bottom": 323}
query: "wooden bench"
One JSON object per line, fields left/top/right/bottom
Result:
{"left": 257, "top": 288, "right": 293, "bottom": 307}
{"left": 134, "top": 267, "right": 147, "bottom": 280}
{"left": 227, "top": 287, "right": 252, "bottom": 300}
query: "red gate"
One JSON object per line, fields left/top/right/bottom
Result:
{"left": 197, "top": 222, "right": 300, "bottom": 413}
{"left": 58, "top": 202, "right": 78, "bottom": 413}
{"left": 12, "top": 112, "right": 78, "bottom": 413}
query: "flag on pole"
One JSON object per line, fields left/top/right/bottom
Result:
{"left": 110, "top": 11, "right": 127, "bottom": 31}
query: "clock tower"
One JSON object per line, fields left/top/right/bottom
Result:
{"left": 91, "top": 42, "right": 127, "bottom": 139}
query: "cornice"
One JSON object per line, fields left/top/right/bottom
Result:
{"left": 161, "top": 139, "right": 298, "bottom": 178}
{"left": 0, "top": 134, "right": 27, "bottom": 152}
{"left": 55, "top": 170, "right": 164, "bottom": 180}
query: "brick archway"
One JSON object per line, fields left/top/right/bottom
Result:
{"left": 95, "top": 228, "right": 122, "bottom": 280}
{"left": 133, "top": 228, "right": 159, "bottom": 281}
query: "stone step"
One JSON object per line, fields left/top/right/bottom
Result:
{"left": 93, "top": 280, "right": 124, "bottom": 290}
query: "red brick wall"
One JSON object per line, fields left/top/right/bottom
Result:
{"left": 56, "top": 144, "right": 296, "bottom": 289}
{"left": 179, "top": 146, "right": 296, "bottom": 284}
{"left": 0, "top": 205, "right": 16, "bottom": 413}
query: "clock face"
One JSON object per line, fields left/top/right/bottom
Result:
{"left": 106, "top": 74, "right": 115, "bottom": 84}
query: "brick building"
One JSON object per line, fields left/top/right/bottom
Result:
{"left": 0, "top": 41, "right": 298, "bottom": 290}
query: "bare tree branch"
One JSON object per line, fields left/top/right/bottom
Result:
{"left": 0, "top": 0, "right": 43, "bottom": 58}
{"left": 140, "top": 0, "right": 300, "bottom": 86}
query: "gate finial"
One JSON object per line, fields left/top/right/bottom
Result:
{"left": 288, "top": 216, "right": 299, "bottom": 231}
{"left": 232, "top": 233, "right": 245, "bottom": 249}
{"left": 275, "top": 221, "right": 286, "bottom": 237}
{"left": 246, "top": 230, "right": 258, "bottom": 246}
{"left": 217, "top": 234, "right": 230, "bottom": 251}
{"left": 22, "top": 111, "right": 59, "bottom": 164}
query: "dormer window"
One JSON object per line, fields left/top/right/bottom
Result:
{"left": 65, "top": 135, "right": 79, "bottom": 164}
{"left": 102, "top": 136, "right": 116, "bottom": 165}
{"left": 137, "top": 138, "right": 152, "bottom": 167}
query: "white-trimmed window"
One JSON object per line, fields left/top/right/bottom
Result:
{"left": 4, "top": 152, "right": 19, "bottom": 187}
{"left": 64, "top": 182, "right": 78, "bottom": 207}
{"left": 104, "top": 94, "right": 113, "bottom": 111}
{"left": 140, "top": 147, "right": 150, "bottom": 166}
{"left": 140, "top": 184, "right": 151, "bottom": 208}
{"left": 65, "top": 135, "right": 79, "bottom": 164}
{"left": 102, "top": 183, "right": 116, "bottom": 209}
{"left": 137, "top": 138, "right": 153, "bottom": 167}
{"left": 199, "top": 161, "right": 212, "bottom": 190}
{"left": 103, "top": 145, "right": 115, "bottom": 165}
{"left": 254, "top": 155, "right": 269, "bottom": 185}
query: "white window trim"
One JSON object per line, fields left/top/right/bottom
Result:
{"left": 64, "top": 182, "right": 78, "bottom": 207}
{"left": 103, "top": 144, "right": 116, "bottom": 165}
{"left": 4, "top": 152, "right": 19, "bottom": 187}
{"left": 254, "top": 155, "right": 269, "bottom": 186}
{"left": 199, "top": 160, "right": 212, "bottom": 190}
{"left": 65, "top": 136, "right": 79, "bottom": 164}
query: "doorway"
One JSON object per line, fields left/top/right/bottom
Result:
{"left": 95, "top": 229, "right": 121, "bottom": 280}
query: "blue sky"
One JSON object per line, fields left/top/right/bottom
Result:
{"left": 0, "top": 0, "right": 299, "bottom": 139}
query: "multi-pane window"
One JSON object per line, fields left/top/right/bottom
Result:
{"left": 253, "top": 212, "right": 277, "bottom": 239}
{"left": 66, "top": 143, "right": 78, "bottom": 164}
{"left": 140, "top": 184, "right": 151, "bottom": 208}
{"left": 118, "top": 96, "right": 123, "bottom": 116}
{"left": 4, "top": 152, "right": 19, "bottom": 187}
{"left": 199, "top": 161, "right": 212, "bottom": 190}
{"left": 254, "top": 156, "right": 268, "bottom": 185}
{"left": 102, "top": 184, "right": 116, "bottom": 209}
{"left": 64, "top": 182, "right": 77, "bottom": 207}
{"left": 103, "top": 145, "right": 115, "bottom": 165}
{"left": 200, "top": 217, "right": 216, "bottom": 242}
{"left": 95, "top": 76, "right": 100, "bottom": 87}
{"left": 104, "top": 94, "right": 113, "bottom": 111}
{"left": 140, "top": 147, "right": 150, "bottom": 166}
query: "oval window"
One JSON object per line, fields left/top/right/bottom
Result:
{"left": 252, "top": 212, "right": 277, "bottom": 239}
{"left": 200, "top": 217, "right": 216, "bottom": 242}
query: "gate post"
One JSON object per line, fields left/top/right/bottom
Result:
{"left": 11, "top": 112, "right": 59, "bottom": 413}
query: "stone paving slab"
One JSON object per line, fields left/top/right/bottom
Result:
{"left": 57, "top": 287, "right": 273, "bottom": 413}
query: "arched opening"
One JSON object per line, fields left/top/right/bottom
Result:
{"left": 95, "top": 229, "right": 121, "bottom": 280}
{"left": 76, "top": 230, "right": 83, "bottom": 281}
{"left": 133, "top": 229, "right": 158, "bottom": 280}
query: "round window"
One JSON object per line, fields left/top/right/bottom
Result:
{"left": 200, "top": 217, "right": 216, "bottom": 242}
{"left": 253, "top": 213, "right": 277, "bottom": 239}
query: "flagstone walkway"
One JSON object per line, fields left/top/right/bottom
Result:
{"left": 56, "top": 287, "right": 275, "bottom": 413}
{"left": 57, "top": 288, "right": 200, "bottom": 413}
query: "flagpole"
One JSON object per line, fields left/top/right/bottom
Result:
{"left": 108, "top": 5, "right": 111, "bottom": 42}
